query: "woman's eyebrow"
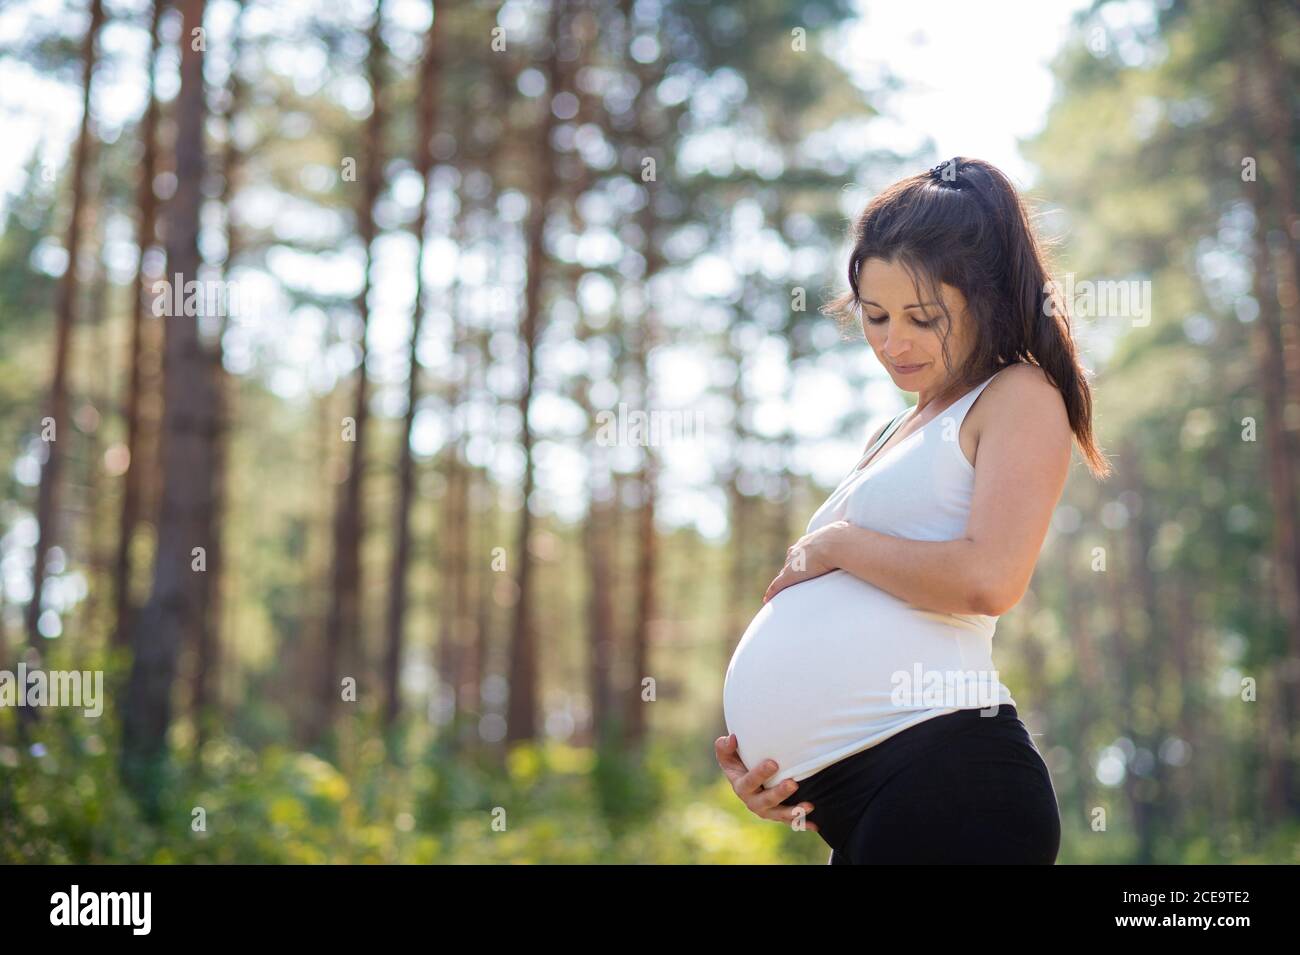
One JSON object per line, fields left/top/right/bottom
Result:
{"left": 860, "top": 299, "right": 941, "bottom": 310}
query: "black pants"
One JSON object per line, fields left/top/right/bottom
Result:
{"left": 780, "top": 705, "right": 1060, "bottom": 864}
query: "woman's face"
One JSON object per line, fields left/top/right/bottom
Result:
{"left": 857, "top": 256, "right": 972, "bottom": 394}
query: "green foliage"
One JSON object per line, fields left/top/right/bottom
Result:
{"left": 0, "top": 152, "right": 57, "bottom": 346}
{"left": 591, "top": 728, "right": 667, "bottom": 835}
{"left": 0, "top": 697, "right": 821, "bottom": 864}
{"left": 8, "top": 687, "right": 1294, "bottom": 863}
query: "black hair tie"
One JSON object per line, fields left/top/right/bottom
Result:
{"left": 927, "top": 158, "right": 969, "bottom": 189}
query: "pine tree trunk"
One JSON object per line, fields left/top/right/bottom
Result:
{"left": 505, "top": 0, "right": 566, "bottom": 744}
{"left": 192, "top": 0, "right": 246, "bottom": 752}
{"left": 320, "top": 0, "right": 386, "bottom": 744}
{"left": 584, "top": 443, "right": 616, "bottom": 745}
{"left": 1251, "top": 13, "right": 1300, "bottom": 811}
{"left": 624, "top": 356, "right": 658, "bottom": 745}
{"left": 28, "top": 0, "right": 105, "bottom": 652}
{"left": 121, "top": 0, "right": 212, "bottom": 813}
{"left": 113, "top": 0, "right": 162, "bottom": 651}
{"left": 723, "top": 363, "right": 751, "bottom": 669}
{"left": 1236, "top": 50, "right": 1300, "bottom": 815}
{"left": 78, "top": 202, "right": 109, "bottom": 667}
{"left": 383, "top": 2, "right": 442, "bottom": 730}
{"left": 433, "top": 208, "right": 473, "bottom": 747}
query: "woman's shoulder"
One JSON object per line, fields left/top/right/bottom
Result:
{"left": 980, "top": 362, "right": 1071, "bottom": 442}
{"left": 988, "top": 362, "right": 1064, "bottom": 404}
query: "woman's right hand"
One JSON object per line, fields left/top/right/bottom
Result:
{"left": 714, "top": 733, "right": 818, "bottom": 832}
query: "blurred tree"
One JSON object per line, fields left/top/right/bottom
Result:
{"left": 112, "top": 0, "right": 164, "bottom": 654}
{"left": 193, "top": 0, "right": 250, "bottom": 750}
{"left": 27, "top": 0, "right": 105, "bottom": 654}
{"left": 122, "top": 0, "right": 214, "bottom": 814}
{"left": 506, "top": 0, "right": 570, "bottom": 744}
{"left": 319, "top": 0, "right": 388, "bottom": 747}
{"left": 384, "top": 0, "right": 443, "bottom": 731}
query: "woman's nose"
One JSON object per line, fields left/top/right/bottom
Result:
{"left": 884, "top": 338, "right": 916, "bottom": 358}
{"left": 878, "top": 330, "right": 911, "bottom": 354}
{"left": 868, "top": 322, "right": 915, "bottom": 357}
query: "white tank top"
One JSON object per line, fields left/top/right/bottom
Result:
{"left": 723, "top": 367, "right": 1017, "bottom": 789}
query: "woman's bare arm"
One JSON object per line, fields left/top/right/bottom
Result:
{"left": 826, "top": 365, "right": 1072, "bottom": 615}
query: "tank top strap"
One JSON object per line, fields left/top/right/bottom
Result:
{"left": 942, "top": 366, "right": 1010, "bottom": 430}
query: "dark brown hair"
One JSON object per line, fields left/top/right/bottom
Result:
{"left": 824, "top": 157, "right": 1111, "bottom": 479}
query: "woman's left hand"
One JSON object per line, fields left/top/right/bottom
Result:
{"left": 762, "top": 520, "right": 849, "bottom": 604}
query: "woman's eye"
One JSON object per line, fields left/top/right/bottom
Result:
{"left": 865, "top": 313, "right": 933, "bottom": 327}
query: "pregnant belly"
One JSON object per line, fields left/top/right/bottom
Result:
{"left": 722, "top": 569, "right": 1006, "bottom": 788}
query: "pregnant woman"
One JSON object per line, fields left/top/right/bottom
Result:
{"left": 716, "top": 157, "right": 1111, "bottom": 864}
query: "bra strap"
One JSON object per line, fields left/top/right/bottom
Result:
{"left": 854, "top": 406, "right": 911, "bottom": 471}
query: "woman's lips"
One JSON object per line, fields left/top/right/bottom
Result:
{"left": 892, "top": 361, "right": 928, "bottom": 374}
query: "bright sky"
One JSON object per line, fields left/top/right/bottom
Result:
{"left": 0, "top": 0, "right": 1102, "bottom": 542}
{"left": 837, "top": 0, "right": 1097, "bottom": 188}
